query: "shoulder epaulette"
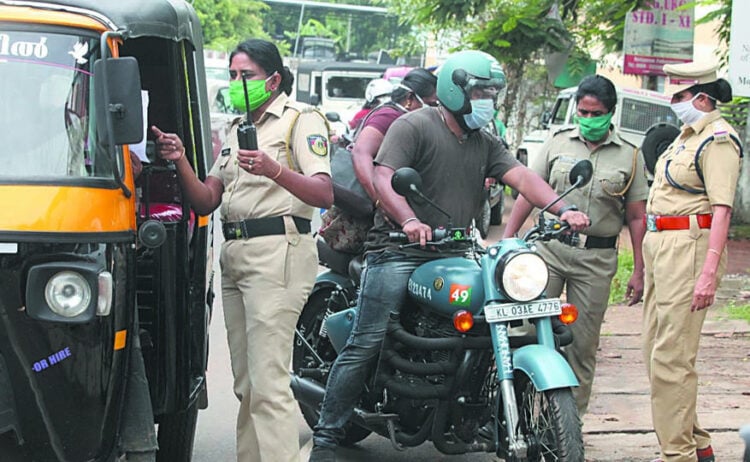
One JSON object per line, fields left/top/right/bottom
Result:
{"left": 553, "top": 125, "right": 576, "bottom": 136}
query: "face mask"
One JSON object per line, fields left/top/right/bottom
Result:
{"left": 576, "top": 112, "right": 613, "bottom": 142}
{"left": 229, "top": 74, "right": 274, "bottom": 112}
{"left": 670, "top": 93, "right": 708, "bottom": 125}
{"left": 463, "top": 99, "right": 495, "bottom": 130}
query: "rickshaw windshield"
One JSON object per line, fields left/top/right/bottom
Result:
{"left": 0, "top": 29, "right": 114, "bottom": 181}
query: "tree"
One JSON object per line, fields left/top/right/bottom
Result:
{"left": 263, "top": 0, "right": 411, "bottom": 59}
{"left": 192, "top": 0, "right": 269, "bottom": 51}
{"left": 385, "top": 0, "right": 651, "bottom": 144}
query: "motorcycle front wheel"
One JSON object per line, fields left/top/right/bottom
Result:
{"left": 516, "top": 375, "right": 584, "bottom": 461}
{"left": 292, "top": 286, "right": 371, "bottom": 446}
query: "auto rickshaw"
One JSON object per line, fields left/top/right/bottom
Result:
{"left": 0, "top": 1, "right": 215, "bottom": 460}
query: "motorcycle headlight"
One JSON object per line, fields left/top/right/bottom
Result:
{"left": 44, "top": 271, "right": 92, "bottom": 318}
{"left": 495, "top": 251, "right": 549, "bottom": 302}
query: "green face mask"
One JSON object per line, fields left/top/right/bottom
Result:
{"left": 576, "top": 112, "right": 613, "bottom": 142}
{"left": 229, "top": 76, "right": 273, "bottom": 113}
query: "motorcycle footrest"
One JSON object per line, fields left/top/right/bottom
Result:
{"left": 355, "top": 410, "right": 399, "bottom": 426}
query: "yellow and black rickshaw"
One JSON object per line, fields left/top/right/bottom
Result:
{"left": 0, "top": 1, "right": 214, "bottom": 460}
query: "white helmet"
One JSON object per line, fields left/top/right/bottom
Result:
{"left": 365, "top": 78, "right": 394, "bottom": 103}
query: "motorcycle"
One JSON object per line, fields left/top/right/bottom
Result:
{"left": 292, "top": 160, "right": 594, "bottom": 460}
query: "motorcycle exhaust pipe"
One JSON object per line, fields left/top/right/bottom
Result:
{"left": 290, "top": 374, "right": 326, "bottom": 408}
{"left": 290, "top": 375, "right": 374, "bottom": 429}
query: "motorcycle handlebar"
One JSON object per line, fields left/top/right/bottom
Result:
{"left": 522, "top": 217, "right": 578, "bottom": 243}
{"left": 388, "top": 227, "right": 472, "bottom": 246}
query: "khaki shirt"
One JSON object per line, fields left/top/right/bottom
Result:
{"left": 531, "top": 126, "right": 649, "bottom": 238}
{"left": 208, "top": 93, "right": 331, "bottom": 223}
{"left": 647, "top": 110, "right": 741, "bottom": 216}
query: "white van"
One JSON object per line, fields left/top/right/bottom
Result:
{"left": 516, "top": 85, "right": 678, "bottom": 167}
{"left": 294, "top": 61, "right": 390, "bottom": 136}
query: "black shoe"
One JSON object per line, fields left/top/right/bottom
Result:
{"left": 309, "top": 445, "right": 336, "bottom": 462}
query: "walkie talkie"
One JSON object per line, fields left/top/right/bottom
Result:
{"left": 237, "top": 75, "right": 258, "bottom": 150}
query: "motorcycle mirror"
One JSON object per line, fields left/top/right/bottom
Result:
{"left": 391, "top": 167, "right": 453, "bottom": 225}
{"left": 568, "top": 159, "right": 593, "bottom": 188}
{"left": 537, "top": 159, "right": 594, "bottom": 218}
{"left": 391, "top": 167, "right": 423, "bottom": 197}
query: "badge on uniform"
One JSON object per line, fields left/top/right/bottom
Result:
{"left": 307, "top": 135, "right": 328, "bottom": 157}
{"left": 221, "top": 147, "right": 231, "bottom": 156}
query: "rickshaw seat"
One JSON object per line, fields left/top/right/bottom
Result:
{"left": 139, "top": 203, "right": 196, "bottom": 239}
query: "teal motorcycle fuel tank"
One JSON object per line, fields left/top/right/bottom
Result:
{"left": 408, "top": 257, "right": 484, "bottom": 317}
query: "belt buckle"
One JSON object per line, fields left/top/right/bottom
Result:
{"left": 646, "top": 214, "right": 657, "bottom": 232}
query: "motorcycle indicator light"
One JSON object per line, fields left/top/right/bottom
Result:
{"left": 452, "top": 310, "right": 474, "bottom": 333}
{"left": 559, "top": 303, "right": 578, "bottom": 325}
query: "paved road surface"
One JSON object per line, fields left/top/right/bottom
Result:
{"left": 193, "top": 207, "right": 750, "bottom": 461}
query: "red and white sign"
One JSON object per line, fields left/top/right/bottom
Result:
{"left": 623, "top": 1, "right": 695, "bottom": 76}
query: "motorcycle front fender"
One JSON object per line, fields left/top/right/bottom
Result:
{"left": 512, "top": 344, "right": 579, "bottom": 391}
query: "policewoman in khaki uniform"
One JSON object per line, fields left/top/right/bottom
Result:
{"left": 643, "top": 62, "right": 742, "bottom": 462}
{"left": 504, "top": 75, "right": 648, "bottom": 417}
{"left": 153, "top": 38, "right": 333, "bottom": 462}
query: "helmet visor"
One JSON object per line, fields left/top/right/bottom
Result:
{"left": 464, "top": 76, "right": 506, "bottom": 99}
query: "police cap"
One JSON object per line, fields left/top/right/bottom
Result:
{"left": 663, "top": 61, "right": 718, "bottom": 96}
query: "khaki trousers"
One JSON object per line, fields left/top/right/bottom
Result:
{"left": 643, "top": 220, "right": 724, "bottom": 462}
{"left": 220, "top": 231, "right": 317, "bottom": 462}
{"left": 536, "top": 240, "right": 618, "bottom": 416}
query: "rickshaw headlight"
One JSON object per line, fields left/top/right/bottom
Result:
{"left": 495, "top": 251, "right": 548, "bottom": 302}
{"left": 45, "top": 271, "right": 91, "bottom": 318}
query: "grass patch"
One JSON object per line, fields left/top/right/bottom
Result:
{"left": 729, "top": 224, "right": 750, "bottom": 240}
{"left": 609, "top": 249, "right": 634, "bottom": 304}
{"left": 720, "top": 300, "right": 750, "bottom": 323}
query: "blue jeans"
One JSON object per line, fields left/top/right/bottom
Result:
{"left": 312, "top": 250, "right": 432, "bottom": 448}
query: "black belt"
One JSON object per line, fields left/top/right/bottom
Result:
{"left": 584, "top": 235, "right": 618, "bottom": 249}
{"left": 222, "top": 216, "right": 311, "bottom": 240}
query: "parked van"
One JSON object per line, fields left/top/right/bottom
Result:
{"left": 295, "top": 61, "right": 390, "bottom": 135}
{"left": 516, "top": 85, "right": 678, "bottom": 167}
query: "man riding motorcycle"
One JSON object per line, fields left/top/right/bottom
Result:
{"left": 308, "top": 49, "right": 590, "bottom": 462}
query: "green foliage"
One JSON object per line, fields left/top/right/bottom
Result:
{"left": 721, "top": 300, "right": 750, "bottom": 323}
{"left": 263, "top": 0, "right": 410, "bottom": 58}
{"left": 692, "top": 0, "right": 732, "bottom": 65}
{"left": 609, "top": 249, "right": 634, "bottom": 304}
{"left": 192, "top": 0, "right": 269, "bottom": 52}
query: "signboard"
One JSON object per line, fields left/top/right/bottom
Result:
{"left": 728, "top": 0, "right": 750, "bottom": 97}
{"left": 623, "top": 1, "right": 695, "bottom": 76}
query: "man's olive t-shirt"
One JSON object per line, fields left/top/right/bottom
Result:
{"left": 366, "top": 107, "right": 520, "bottom": 253}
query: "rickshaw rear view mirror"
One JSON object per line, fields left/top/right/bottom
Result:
{"left": 569, "top": 159, "right": 593, "bottom": 188}
{"left": 94, "top": 57, "right": 144, "bottom": 145}
{"left": 391, "top": 167, "right": 423, "bottom": 197}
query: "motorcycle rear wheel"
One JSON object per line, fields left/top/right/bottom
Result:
{"left": 292, "top": 286, "right": 371, "bottom": 447}
{"left": 516, "top": 376, "right": 583, "bottom": 461}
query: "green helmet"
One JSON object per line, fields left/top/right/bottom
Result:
{"left": 436, "top": 50, "right": 506, "bottom": 114}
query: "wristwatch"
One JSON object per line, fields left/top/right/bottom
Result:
{"left": 557, "top": 204, "right": 578, "bottom": 217}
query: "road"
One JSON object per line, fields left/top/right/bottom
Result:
{"left": 192, "top": 220, "right": 505, "bottom": 462}
{"left": 192, "top": 210, "right": 750, "bottom": 461}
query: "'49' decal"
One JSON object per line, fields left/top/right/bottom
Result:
{"left": 449, "top": 284, "right": 472, "bottom": 307}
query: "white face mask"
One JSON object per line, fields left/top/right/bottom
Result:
{"left": 670, "top": 93, "right": 708, "bottom": 125}
{"left": 463, "top": 98, "right": 495, "bottom": 130}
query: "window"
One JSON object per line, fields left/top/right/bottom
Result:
{"left": 0, "top": 29, "right": 109, "bottom": 180}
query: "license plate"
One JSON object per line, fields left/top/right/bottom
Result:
{"left": 483, "top": 298, "right": 562, "bottom": 323}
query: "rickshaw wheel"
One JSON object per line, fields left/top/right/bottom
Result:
{"left": 156, "top": 400, "right": 199, "bottom": 462}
